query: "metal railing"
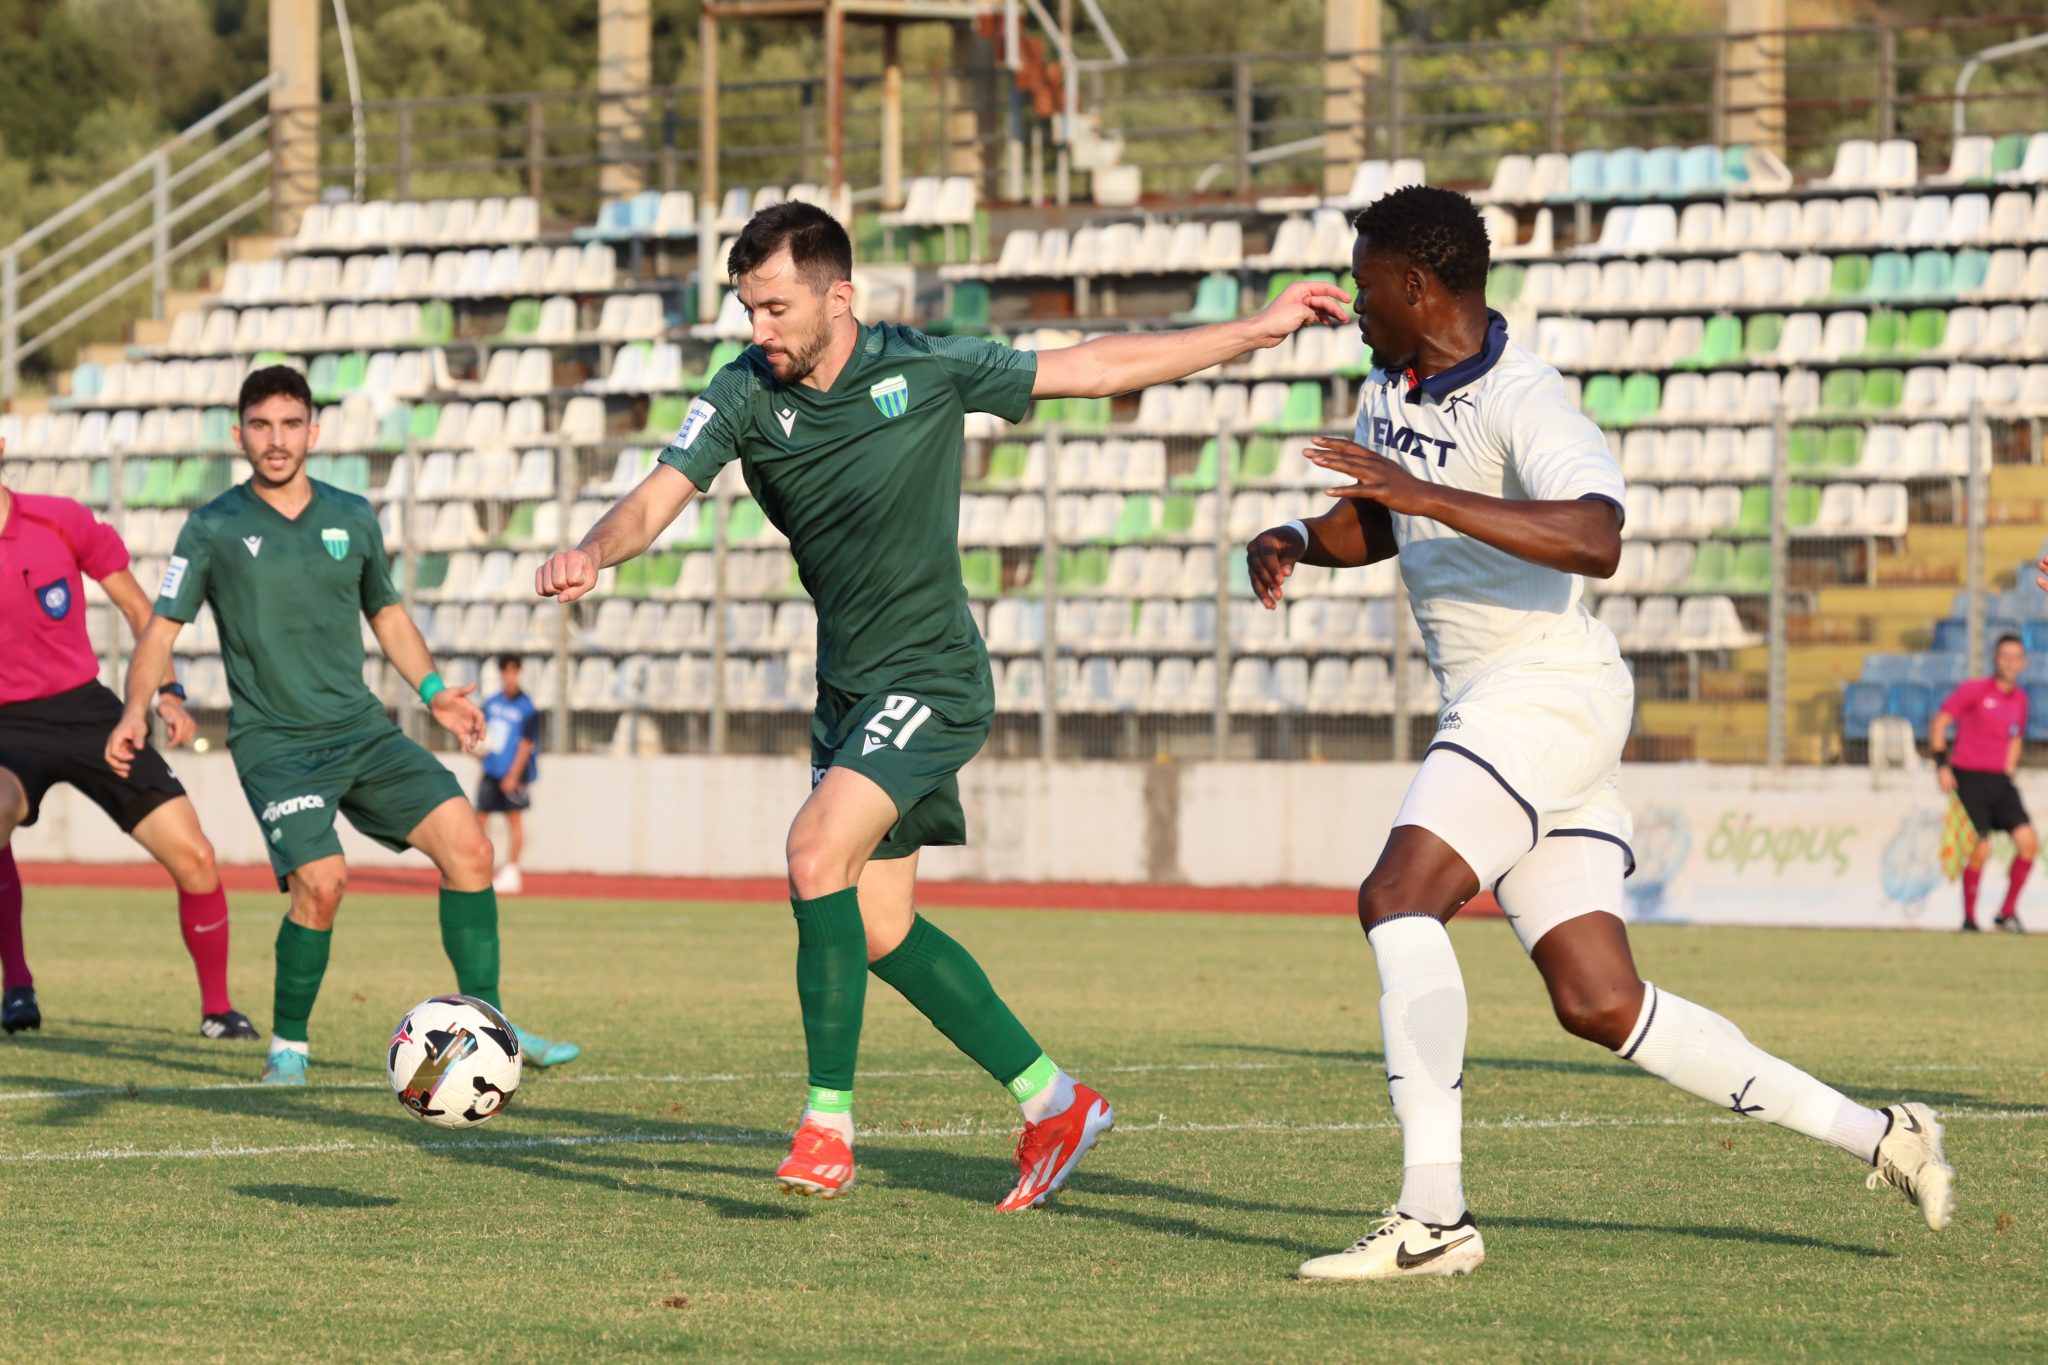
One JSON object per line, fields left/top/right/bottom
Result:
{"left": 0, "top": 78, "right": 276, "bottom": 399}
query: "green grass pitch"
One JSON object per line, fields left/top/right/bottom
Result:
{"left": 1, "top": 888, "right": 2043, "bottom": 1360}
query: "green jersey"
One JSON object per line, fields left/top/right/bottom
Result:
{"left": 156, "top": 479, "right": 399, "bottom": 758}
{"left": 659, "top": 322, "right": 1037, "bottom": 704}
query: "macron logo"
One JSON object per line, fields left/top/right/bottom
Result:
{"left": 776, "top": 407, "right": 797, "bottom": 438}
{"left": 243, "top": 535, "right": 263, "bottom": 557}
{"left": 261, "top": 794, "right": 326, "bottom": 823}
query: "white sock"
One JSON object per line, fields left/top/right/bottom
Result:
{"left": 1367, "top": 915, "right": 1469, "bottom": 1226}
{"left": 1619, "top": 983, "right": 1890, "bottom": 1163}
{"left": 1019, "top": 1069, "right": 1077, "bottom": 1124}
{"left": 801, "top": 1107, "right": 855, "bottom": 1146}
{"left": 269, "top": 1036, "right": 309, "bottom": 1056}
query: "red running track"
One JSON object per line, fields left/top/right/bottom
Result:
{"left": 18, "top": 860, "right": 1502, "bottom": 919}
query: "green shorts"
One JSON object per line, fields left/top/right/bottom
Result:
{"left": 234, "top": 725, "right": 466, "bottom": 890}
{"left": 810, "top": 678, "right": 992, "bottom": 860}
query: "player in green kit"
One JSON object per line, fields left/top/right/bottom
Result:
{"left": 107, "top": 366, "right": 580, "bottom": 1084}
{"left": 538, "top": 204, "right": 1347, "bottom": 1207}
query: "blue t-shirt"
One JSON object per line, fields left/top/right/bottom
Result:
{"left": 481, "top": 692, "right": 540, "bottom": 782}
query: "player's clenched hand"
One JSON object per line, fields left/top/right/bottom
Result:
{"left": 1305, "top": 436, "right": 1432, "bottom": 515}
{"left": 431, "top": 685, "right": 487, "bottom": 753}
{"left": 105, "top": 709, "right": 150, "bottom": 778}
{"left": 155, "top": 695, "right": 197, "bottom": 748}
{"left": 536, "top": 548, "right": 599, "bottom": 603}
{"left": 1244, "top": 279, "right": 1352, "bottom": 349}
{"left": 1246, "top": 527, "right": 1304, "bottom": 610}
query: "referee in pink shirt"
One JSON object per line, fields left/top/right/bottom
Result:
{"left": 0, "top": 439, "right": 256, "bottom": 1036}
{"left": 1930, "top": 632, "right": 2034, "bottom": 933}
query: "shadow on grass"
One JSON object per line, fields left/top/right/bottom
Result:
{"left": 234, "top": 1183, "right": 400, "bottom": 1209}
{"left": 1486, "top": 1213, "right": 1894, "bottom": 1259}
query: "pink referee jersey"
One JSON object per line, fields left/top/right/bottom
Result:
{"left": 0, "top": 492, "right": 129, "bottom": 706}
{"left": 1939, "top": 676, "right": 2029, "bottom": 773}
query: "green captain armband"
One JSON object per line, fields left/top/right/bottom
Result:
{"left": 418, "top": 672, "right": 448, "bottom": 707}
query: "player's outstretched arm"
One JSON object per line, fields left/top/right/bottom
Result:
{"left": 369, "top": 603, "right": 486, "bottom": 752}
{"left": 537, "top": 464, "right": 700, "bottom": 604}
{"left": 1304, "top": 435, "right": 1622, "bottom": 578}
{"left": 1029, "top": 279, "right": 1351, "bottom": 400}
{"left": 1246, "top": 502, "right": 1397, "bottom": 609}
{"left": 107, "top": 615, "right": 185, "bottom": 776}
{"left": 101, "top": 568, "right": 194, "bottom": 746}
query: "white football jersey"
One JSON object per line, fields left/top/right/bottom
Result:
{"left": 1353, "top": 314, "right": 1626, "bottom": 695}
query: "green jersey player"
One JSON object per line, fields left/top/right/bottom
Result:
{"left": 109, "top": 366, "right": 579, "bottom": 1084}
{"left": 539, "top": 203, "right": 1346, "bottom": 1208}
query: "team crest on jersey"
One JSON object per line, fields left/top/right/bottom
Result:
{"left": 34, "top": 578, "right": 71, "bottom": 620}
{"left": 320, "top": 527, "right": 349, "bottom": 561}
{"left": 869, "top": 374, "right": 909, "bottom": 419}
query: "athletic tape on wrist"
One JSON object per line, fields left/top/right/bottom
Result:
{"left": 418, "top": 672, "right": 447, "bottom": 706}
{"left": 1281, "top": 519, "right": 1311, "bottom": 549}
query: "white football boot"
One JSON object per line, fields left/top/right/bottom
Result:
{"left": 1298, "top": 1208, "right": 1485, "bottom": 1281}
{"left": 492, "top": 862, "right": 524, "bottom": 895}
{"left": 1867, "top": 1102, "right": 1955, "bottom": 1231}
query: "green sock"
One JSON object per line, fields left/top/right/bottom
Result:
{"left": 869, "top": 915, "right": 1043, "bottom": 1090}
{"left": 792, "top": 889, "right": 868, "bottom": 1093}
{"left": 438, "top": 886, "right": 501, "bottom": 1010}
{"left": 272, "top": 917, "right": 332, "bottom": 1044}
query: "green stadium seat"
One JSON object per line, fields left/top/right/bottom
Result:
{"left": 1861, "top": 310, "right": 1905, "bottom": 358}
{"left": 1109, "top": 494, "right": 1158, "bottom": 543}
{"left": 1826, "top": 254, "right": 1870, "bottom": 301}
{"left": 408, "top": 403, "right": 442, "bottom": 442}
{"left": 1742, "top": 312, "right": 1783, "bottom": 360}
{"left": 1227, "top": 551, "right": 1255, "bottom": 599}
{"left": 959, "top": 548, "right": 1002, "bottom": 598}
{"left": 1173, "top": 273, "right": 1241, "bottom": 324}
{"left": 1059, "top": 544, "right": 1110, "bottom": 591}
{"left": 1860, "top": 368, "right": 1904, "bottom": 413}
{"left": 1579, "top": 374, "right": 1622, "bottom": 426}
{"left": 640, "top": 395, "right": 687, "bottom": 440}
{"left": 1485, "top": 264, "right": 1525, "bottom": 309}
{"left": 1240, "top": 436, "right": 1283, "bottom": 483}
{"left": 307, "top": 353, "right": 341, "bottom": 402}
{"left": 1263, "top": 272, "right": 1302, "bottom": 306}
{"left": 170, "top": 457, "right": 229, "bottom": 505}
{"left": 498, "top": 298, "right": 542, "bottom": 342}
{"left": 1728, "top": 484, "right": 1772, "bottom": 538}
{"left": 646, "top": 552, "right": 684, "bottom": 595}
{"left": 306, "top": 455, "right": 334, "bottom": 484}
{"left": 1951, "top": 249, "right": 1990, "bottom": 295}
{"left": 1030, "top": 398, "right": 1065, "bottom": 428}
{"left": 1785, "top": 484, "right": 1820, "bottom": 530}
{"left": 251, "top": 350, "right": 290, "bottom": 369}
{"left": 375, "top": 405, "right": 409, "bottom": 451}
{"left": 326, "top": 455, "right": 369, "bottom": 494}
{"left": 925, "top": 281, "right": 991, "bottom": 336}
{"left": 84, "top": 460, "right": 110, "bottom": 508}
{"left": 503, "top": 503, "right": 536, "bottom": 546}
{"left": 200, "top": 407, "right": 233, "bottom": 449}
{"left": 1682, "top": 314, "right": 1742, "bottom": 369}
{"left": 1862, "top": 252, "right": 1910, "bottom": 303}
{"left": 1903, "top": 308, "right": 1946, "bottom": 356}
{"left": 1174, "top": 437, "right": 1239, "bottom": 491}
{"left": 613, "top": 555, "right": 650, "bottom": 598}
{"left": 726, "top": 498, "right": 767, "bottom": 544}
{"left": 1819, "top": 369, "right": 1864, "bottom": 413}
{"left": 1729, "top": 542, "right": 1772, "bottom": 593}
{"left": 1786, "top": 425, "right": 1825, "bottom": 475}
{"left": 1615, "top": 373, "right": 1660, "bottom": 425}
{"left": 1906, "top": 250, "right": 1952, "bottom": 300}
{"left": 776, "top": 558, "right": 808, "bottom": 599}
{"left": 1063, "top": 396, "right": 1111, "bottom": 432}
{"left": 1157, "top": 493, "right": 1198, "bottom": 538}
{"left": 138, "top": 458, "right": 176, "bottom": 507}
{"left": 976, "top": 442, "right": 1028, "bottom": 487}
{"left": 1278, "top": 382, "right": 1323, "bottom": 430}
{"left": 1339, "top": 340, "right": 1375, "bottom": 379}
{"left": 1822, "top": 426, "right": 1863, "bottom": 473}
{"left": 1685, "top": 540, "right": 1735, "bottom": 592}
{"left": 417, "top": 300, "right": 455, "bottom": 346}
{"left": 414, "top": 553, "right": 450, "bottom": 591}
{"left": 1991, "top": 132, "right": 2029, "bottom": 178}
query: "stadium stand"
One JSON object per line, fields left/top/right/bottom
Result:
{"left": 5, "top": 122, "right": 2048, "bottom": 763}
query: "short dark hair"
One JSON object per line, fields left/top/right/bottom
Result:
{"left": 726, "top": 201, "right": 853, "bottom": 294}
{"left": 1351, "top": 185, "right": 1491, "bottom": 297}
{"left": 497, "top": 654, "right": 523, "bottom": 671}
{"left": 237, "top": 364, "right": 313, "bottom": 418}
{"left": 1996, "top": 633, "right": 2024, "bottom": 652}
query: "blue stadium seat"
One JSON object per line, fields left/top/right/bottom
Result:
{"left": 2024, "top": 621, "right": 2048, "bottom": 654}
{"left": 1562, "top": 149, "right": 1605, "bottom": 200}
{"left": 1861, "top": 653, "right": 1912, "bottom": 685}
{"left": 2030, "top": 686, "right": 2048, "bottom": 740}
{"left": 1905, "top": 652, "right": 1966, "bottom": 689}
{"left": 1930, "top": 618, "right": 1969, "bottom": 654}
{"left": 1604, "top": 147, "right": 1646, "bottom": 198}
{"left": 1842, "top": 682, "right": 1887, "bottom": 741}
{"left": 1676, "top": 144, "right": 1723, "bottom": 195}
{"left": 574, "top": 198, "right": 632, "bottom": 244}
{"left": 1885, "top": 682, "right": 1935, "bottom": 731}
{"left": 1638, "top": 145, "right": 1682, "bottom": 197}
{"left": 2024, "top": 655, "right": 2048, "bottom": 686}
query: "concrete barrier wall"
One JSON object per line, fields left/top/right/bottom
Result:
{"left": 19, "top": 753, "right": 2037, "bottom": 929}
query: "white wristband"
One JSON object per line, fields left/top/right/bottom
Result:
{"left": 1281, "top": 519, "right": 1311, "bottom": 549}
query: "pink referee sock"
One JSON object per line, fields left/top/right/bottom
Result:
{"left": 0, "top": 846, "right": 27, "bottom": 990}
{"left": 2000, "top": 859, "right": 2033, "bottom": 920}
{"left": 178, "top": 884, "right": 233, "bottom": 1015}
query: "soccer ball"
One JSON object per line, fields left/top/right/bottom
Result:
{"left": 387, "top": 994, "right": 521, "bottom": 1129}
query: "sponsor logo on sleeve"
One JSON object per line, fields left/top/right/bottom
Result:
{"left": 159, "top": 555, "right": 188, "bottom": 598}
{"left": 674, "top": 399, "right": 717, "bottom": 450}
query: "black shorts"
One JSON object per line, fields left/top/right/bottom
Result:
{"left": 474, "top": 775, "right": 531, "bottom": 814}
{"left": 0, "top": 681, "right": 185, "bottom": 832}
{"left": 1953, "top": 767, "right": 2030, "bottom": 836}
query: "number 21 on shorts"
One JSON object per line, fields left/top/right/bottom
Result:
{"left": 861, "top": 694, "right": 932, "bottom": 755}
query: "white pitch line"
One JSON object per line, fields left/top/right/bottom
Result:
{"left": 0, "top": 1060, "right": 1305, "bottom": 1107}
{"left": 3, "top": 1108, "right": 2042, "bottom": 1167}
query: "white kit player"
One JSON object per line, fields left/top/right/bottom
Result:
{"left": 1245, "top": 186, "right": 1956, "bottom": 1281}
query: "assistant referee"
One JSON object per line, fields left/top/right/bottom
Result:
{"left": 1931, "top": 632, "right": 2035, "bottom": 933}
